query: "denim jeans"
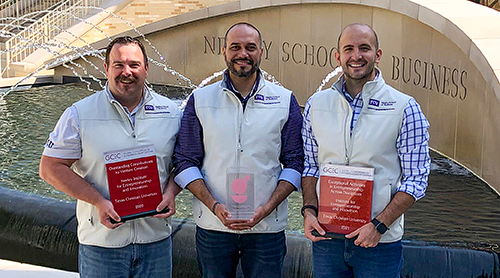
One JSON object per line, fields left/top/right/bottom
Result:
{"left": 312, "top": 238, "right": 403, "bottom": 278}
{"left": 195, "top": 227, "right": 286, "bottom": 278}
{"left": 78, "top": 236, "right": 172, "bottom": 278}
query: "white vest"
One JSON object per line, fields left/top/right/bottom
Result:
{"left": 73, "top": 86, "right": 181, "bottom": 247}
{"left": 310, "top": 73, "right": 411, "bottom": 242}
{"left": 193, "top": 78, "right": 292, "bottom": 233}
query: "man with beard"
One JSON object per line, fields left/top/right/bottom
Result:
{"left": 39, "top": 36, "right": 181, "bottom": 278}
{"left": 173, "top": 22, "right": 303, "bottom": 278}
{"left": 301, "top": 23, "right": 430, "bottom": 277}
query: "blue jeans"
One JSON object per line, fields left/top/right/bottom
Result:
{"left": 196, "top": 227, "right": 286, "bottom": 278}
{"left": 78, "top": 236, "right": 172, "bottom": 278}
{"left": 312, "top": 238, "right": 403, "bottom": 278}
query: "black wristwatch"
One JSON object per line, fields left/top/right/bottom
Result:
{"left": 371, "top": 218, "right": 389, "bottom": 234}
{"left": 301, "top": 205, "right": 318, "bottom": 217}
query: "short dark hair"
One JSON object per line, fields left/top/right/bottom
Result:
{"left": 337, "top": 23, "right": 379, "bottom": 51}
{"left": 224, "top": 22, "right": 263, "bottom": 48}
{"left": 105, "top": 36, "right": 148, "bottom": 65}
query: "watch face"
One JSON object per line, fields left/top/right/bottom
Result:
{"left": 372, "top": 218, "right": 388, "bottom": 234}
{"left": 377, "top": 224, "right": 388, "bottom": 234}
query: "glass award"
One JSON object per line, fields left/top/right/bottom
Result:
{"left": 226, "top": 168, "right": 255, "bottom": 220}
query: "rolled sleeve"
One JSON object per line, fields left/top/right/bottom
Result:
{"left": 397, "top": 99, "right": 431, "bottom": 201}
{"left": 278, "top": 168, "right": 302, "bottom": 190}
{"left": 174, "top": 166, "right": 204, "bottom": 189}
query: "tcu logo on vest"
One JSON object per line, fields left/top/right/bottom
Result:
{"left": 255, "top": 94, "right": 264, "bottom": 101}
{"left": 369, "top": 99, "right": 380, "bottom": 107}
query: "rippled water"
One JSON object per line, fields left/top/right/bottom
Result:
{"left": 1, "top": 83, "right": 499, "bottom": 253}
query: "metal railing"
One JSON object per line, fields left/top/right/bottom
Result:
{"left": 0, "top": 0, "right": 60, "bottom": 21}
{"left": 3, "top": 0, "right": 104, "bottom": 72}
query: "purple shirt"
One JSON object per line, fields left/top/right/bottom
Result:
{"left": 173, "top": 71, "right": 304, "bottom": 190}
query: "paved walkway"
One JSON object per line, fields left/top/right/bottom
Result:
{"left": 0, "top": 259, "right": 78, "bottom": 278}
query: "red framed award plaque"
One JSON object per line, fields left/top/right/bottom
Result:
{"left": 104, "top": 145, "right": 163, "bottom": 222}
{"left": 318, "top": 164, "right": 374, "bottom": 235}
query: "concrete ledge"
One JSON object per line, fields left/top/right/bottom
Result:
{"left": 0, "top": 186, "right": 498, "bottom": 277}
{"left": 0, "top": 74, "right": 55, "bottom": 90}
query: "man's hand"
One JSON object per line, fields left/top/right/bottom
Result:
{"left": 345, "top": 222, "right": 381, "bottom": 248}
{"left": 152, "top": 191, "right": 176, "bottom": 219}
{"left": 227, "top": 205, "right": 267, "bottom": 230}
{"left": 213, "top": 202, "right": 247, "bottom": 228}
{"left": 345, "top": 191, "right": 416, "bottom": 248}
{"left": 303, "top": 210, "right": 330, "bottom": 242}
{"left": 95, "top": 198, "right": 122, "bottom": 229}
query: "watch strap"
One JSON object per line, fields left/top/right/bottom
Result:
{"left": 301, "top": 205, "right": 318, "bottom": 217}
{"left": 371, "top": 218, "right": 389, "bottom": 234}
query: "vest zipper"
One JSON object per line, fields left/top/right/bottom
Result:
{"left": 111, "top": 100, "right": 136, "bottom": 138}
{"left": 344, "top": 101, "right": 352, "bottom": 165}
{"left": 235, "top": 92, "right": 244, "bottom": 170}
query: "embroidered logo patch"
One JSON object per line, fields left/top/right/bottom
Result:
{"left": 369, "top": 99, "right": 380, "bottom": 107}
{"left": 145, "top": 104, "right": 170, "bottom": 114}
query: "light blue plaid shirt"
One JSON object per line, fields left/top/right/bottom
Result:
{"left": 302, "top": 76, "right": 431, "bottom": 200}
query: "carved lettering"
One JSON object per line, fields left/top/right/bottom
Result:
{"left": 460, "top": 71, "right": 467, "bottom": 100}
{"left": 317, "top": 46, "right": 328, "bottom": 67}
{"left": 282, "top": 41, "right": 290, "bottom": 62}
{"left": 305, "top": 44, "right": 315, "bottom": 66}
{"left": 204, "top": 36, "right": 216, "bottom": 54}
{"left": 263, "top": 40, "right": 272, "bottom": 60}
{"left": 451, "top": 68, "right": 459, "bottom": 98}
{"left": 391, "top": 55, "right": 468, "bottom": 101}
{"left": 292, "top": 43, "right": 302, "bottom": 64}
{"left": 281, "top": 41, "right": 337, "bottom": 68}
{"left": 442, "top": 66, "right": 451, "bottom": 96}
{"left": 413, "top": 59, "right": 422, "bottom": 86}
{"left": 430, "top": 64, "right": 441, "bottom": 92}
{"left": 402, "top": 57, "right": 411, "bottom": 83}
{"left": 392, "top": 56, "right": 400, "bottom": 80}
{"left": 204, "top": 36, "right": 225, "bottom": 55}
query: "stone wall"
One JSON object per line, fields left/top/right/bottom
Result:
{"left": 54, "top": 0, "right": 500, "bottom": 195}
{"left": 76, "top": 0, "right": 235, "bottom": 46}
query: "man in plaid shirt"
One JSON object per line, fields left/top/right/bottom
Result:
{"left": 301, "top": 23, "right": 430, "bottom": 278}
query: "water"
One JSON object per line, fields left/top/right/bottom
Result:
{"left": 0, "top": 83, "right": 499, "bottom": 254}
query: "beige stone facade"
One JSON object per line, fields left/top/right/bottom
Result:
{"left": 78, "top": 0, "right": 235, "bottom": 45}
{"left": 54, "top": 0, "right": 500, "bottom": 195}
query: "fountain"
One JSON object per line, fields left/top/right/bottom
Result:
{"left": 0, "top": 0, "right": 500, "bottom": 277}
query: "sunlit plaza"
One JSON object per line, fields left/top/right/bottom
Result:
{"left": 0, "top": 0, "right": 500, "bottom": 277}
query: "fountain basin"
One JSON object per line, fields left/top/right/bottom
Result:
{"left": 0, "top": 185, "right": 497, "bottom": 277}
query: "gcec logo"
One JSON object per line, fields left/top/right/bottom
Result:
{"left": 322, "top": 166, "right": 339, "bottom": 174}
{"left": 104, "top": 152, "right": 121, "bottom": 161}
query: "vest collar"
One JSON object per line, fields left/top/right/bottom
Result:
{"left": 332, "top": 68, "right": 385, "bottom": 99}
{"left": 220, "top": 69, "right": 265, "bottom": 98}
{"left": 104, "top": 82, "right": 153, "bottom": 107}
